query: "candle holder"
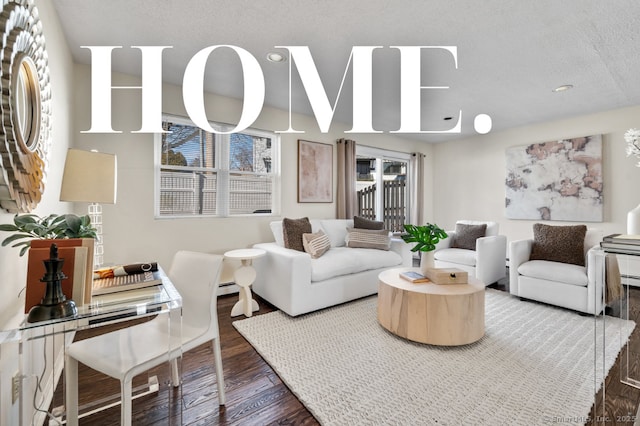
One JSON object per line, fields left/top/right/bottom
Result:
{"left": 27, "top": 243, "right": 77, "bottom": 323}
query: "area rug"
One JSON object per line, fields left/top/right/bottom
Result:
{"left": 233, "top": 290, "right": 635, "bottom": 425}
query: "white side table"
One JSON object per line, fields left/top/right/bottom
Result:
{"left": 224, "top": 248, "right": 266, "bottom": 317}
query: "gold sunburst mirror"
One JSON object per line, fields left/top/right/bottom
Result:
{"left": 0, "top": 0, "right": 52, "bottom": 213}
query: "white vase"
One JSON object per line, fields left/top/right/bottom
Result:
{"left": 420, "top": 251, "right": 435, "bottom": 276}
{"left": 628, "top": 204, "right": 640, "bottom": 235}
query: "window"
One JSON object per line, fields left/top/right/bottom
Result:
{"left": 155, "top": 115, "right": 279, "bottom": 217}
{"left": 356, "top": 146, "right": 411, "bottom": 232}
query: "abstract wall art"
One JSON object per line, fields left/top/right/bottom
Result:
{"left": 505, "top": 134, "right": 603, "bottom": 222}
{"left": 298, "top": 140, "right": 333, "bottom": 203}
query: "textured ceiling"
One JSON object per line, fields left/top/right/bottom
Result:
{"left": 52, "top": 0, "right": 640, "bottom": 142}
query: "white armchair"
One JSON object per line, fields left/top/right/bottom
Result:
{"left": 433, "top": 220, "right": 507, "bottom": 285}
{"left": 509, "top": 227, "right": 603, "bottom": 315}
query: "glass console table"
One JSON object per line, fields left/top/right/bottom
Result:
{"left": 610, "top": 252, "right": 640, "bottom": 389}
{"left": 595, "top": 247, "right": 640, "bottom": 424}
{"left": 0, "top": 266, "right": 182, "bottom": 425}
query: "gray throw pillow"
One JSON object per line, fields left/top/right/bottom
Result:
{"left": 529, "top": 223, "right": 586, "bottom": 266}
{"left": 353, "top": 215, "right": 384, "bottom": 230}
{"left": 451, "top": 223, "right": 487, "bottom": 251}
{"left": 282, "top": 217, "right": 311, "bottom": 252}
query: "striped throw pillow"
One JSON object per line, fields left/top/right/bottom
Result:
{"left": 345, "top": 227, "right": 391, "bottom": 250}
{"left": 302, "top": 230, "right": 331, "bottom": 259}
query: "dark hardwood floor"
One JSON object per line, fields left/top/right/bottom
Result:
{"left": 58, "top": 277, "right": 640, "bottom": 425}
{"left": 60, "top": 294, "right": 317, "bottom": 425}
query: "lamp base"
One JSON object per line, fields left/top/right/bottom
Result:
{"left": 27, "top": 299, "right": 77, "bottom": 323}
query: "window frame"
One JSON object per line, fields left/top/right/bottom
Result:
{"left": 154, "top": 114, "right": 280, "bottom": 219}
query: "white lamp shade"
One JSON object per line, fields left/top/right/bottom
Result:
{"left": 60, "top": 149, "right": 117, "bottom": 204}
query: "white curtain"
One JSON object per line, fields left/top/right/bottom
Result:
{"left": 336, "top": 138, "right": 357, "bottom": 219}
{"left": 409, "top": 153, "right": 425, "bottom": 225}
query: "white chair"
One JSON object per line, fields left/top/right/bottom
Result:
{"left": 433, "top": 220, "right": 507, "bottom": 285}
{"left": 65, "top": 251, "right": 226, "bottom": 426}
{"left": 510, "top": 228, "right": 604, "bottom": 315}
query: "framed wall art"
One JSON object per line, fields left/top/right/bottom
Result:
{"left": 505, "top": 134, "right": 603, "bottom": 222}
{"left": 298, "top": 140, "right": 333, "bottom": 203}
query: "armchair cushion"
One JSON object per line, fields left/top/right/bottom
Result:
{"left": 433, "top": 248, "right": 477, "bottom": 267}
{"left": 530, "top": 223, "right": 587, "bottom": 266}
{"left": 451, "top": 223, "right": 487, "bottom": 250}
{"left": 282, "top": 217, "right": 312, "bottom": 251}
{"left": 517, "top": 260, "right": 588, "bottom": 287}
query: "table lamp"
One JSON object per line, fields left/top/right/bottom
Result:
{"left": 60, "top": 148, "right": 117, "bottom": 268}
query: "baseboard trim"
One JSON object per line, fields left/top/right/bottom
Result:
{"left": 218, "top": 282, "right": 239, "bottom": 296}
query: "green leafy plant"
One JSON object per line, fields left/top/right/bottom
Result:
{"left": 0, "top": 213, "right": 97, "bottom": 256}
{"left": 401, "top": 223, "right": 448, "bottom": 252}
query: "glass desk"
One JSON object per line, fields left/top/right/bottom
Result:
{"left": 0, "top": 267, "right": 182, "bottom": 425}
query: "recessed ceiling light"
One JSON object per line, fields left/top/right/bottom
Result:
{"left": 266, "top": 52, "right": 287, "bottom": 63}
{"left": 552, "top": 84, "right": 574, "bottom": 93}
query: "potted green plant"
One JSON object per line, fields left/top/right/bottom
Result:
{"left": 401, "top": 223, "right": 448, "bottom": 274}
{"left": 0, "top": 213, "right": 97, "bottom": 256}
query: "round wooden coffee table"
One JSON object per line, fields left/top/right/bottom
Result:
{"left": 377, "top": 267, "right": 485, "bottom": 346}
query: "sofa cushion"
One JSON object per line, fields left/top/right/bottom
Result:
{"left": 269, "top": 221, "right": 288, "bottom": 246}
{"left": 530, "top": 223, "right": 587, "bottom": 266}
{"left": 310, "top": 247, "right": 402, "bottom": 282}
{"left": 451, "top": 223, "right": 486, "bottom": 250}
{"left": 302, "top": 230, "right": 331, "bottom": 259}
{"left": 353, "top": 215, "right": 384, "bottom": 230}
{"left": 433, "top": 248, "right": 477, "bottom": 267}
{"left": 282, "top": 217, "right": 312, "bottom": 252}
{"left": 518, "top": 260, "right": 588, "bottom": 286}
{"left": 271, "top": 219, "right": 322, "bottom": 247}
{"left": 319, "top": 219, "right": 353, "bottom": 247}
{"left": 345, "top": 227, "right": 391, "bottom": 250}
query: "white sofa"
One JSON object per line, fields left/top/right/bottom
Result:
{"left": 433, "top": 220, "right": 507, "bottom": 285}
{"left": 252, "top": 219, "right": 413, "bottom": 316}
{"left": 509, "top": 229, "right": 604, "bottom": 315}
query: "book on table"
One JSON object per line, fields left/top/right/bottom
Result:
{"left": 600, "top": 244, "right": 640, "bottom": 255}
{"left": 92, "top": 262, "right": 162, "bottom": 295}
{"left": 601, "top": 234, "right": 640, "bottom": 254}
{"left": 399, "top": 270, "right": 430, "bottom": 283}
{"left": 25, "top": 246, "right": 88, "bottom": 312}
{"left": 31, "top": 238, "right": 95, "bottom": 305}
{"left": 602, "top": 234, "right": 640, "bottom": 244}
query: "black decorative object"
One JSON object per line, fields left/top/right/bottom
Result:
{"left": 27, "top": 243, "right": 77, "bottom": 323}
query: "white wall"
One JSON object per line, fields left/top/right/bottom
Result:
{"left": 0, "top": 1, "right": 75, "bottom": 423}
{"left": 70, "top": 66, "right": 435, "bottom": 273}
{"left": 432, "top": 105, "right": 640, "bottom": 248}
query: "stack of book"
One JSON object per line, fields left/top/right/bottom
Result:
{"left": 92, "top": 262, "right": 162, "bottom": 295}
{"left": 600, "top": 234, "right": 640, "bottom": 255}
